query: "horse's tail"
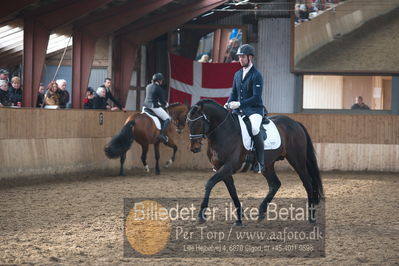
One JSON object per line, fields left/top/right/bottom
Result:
{"left": 104, "top": 120, "right": 135, "bottom": 159}
{"left": 298, "top": 122, "right": 324, "bottom": 204}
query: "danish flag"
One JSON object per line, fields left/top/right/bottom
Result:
{"left": 168, "top": 53, "right": 241, "bottom": 106}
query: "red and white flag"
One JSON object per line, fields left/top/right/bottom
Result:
{"left": 169, "top": 53, "right": 241, "bottom": 106}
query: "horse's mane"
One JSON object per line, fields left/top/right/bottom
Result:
{"left": 189, "top": 99, "right": 225, "bottom": 117}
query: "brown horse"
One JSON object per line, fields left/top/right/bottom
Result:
{"left": 187, "top": 99, "right": 323, "bottom": 225}
{"left": 104, "top": 103, "right": 189, "bottom": 175}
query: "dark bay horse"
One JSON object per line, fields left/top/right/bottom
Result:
{"left": 104, "top": 103, "right": 189, "bottom": 175}
{"left": 187, "top": 99, "right": 323, "bottom": 225}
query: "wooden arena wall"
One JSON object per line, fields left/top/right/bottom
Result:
{"left": 0, "top": 109, "right": 398, "bottom": 179}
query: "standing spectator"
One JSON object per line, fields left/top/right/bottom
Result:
{"left": 351, "top": 96, "right": 370, "bottom": 110}
{"left": 224, "top": 38, "right": 239, "bottom": 63}
{"left": 0, "top": 69, "right": 9, "bottom": 82}
{"left": 36, "top": 83, "right": 45, "bottom": 108}
{"left": 0, "top": 80, "right": 12, "bottom": 107}
{"left": 44, "top": 81, "right": 60, "bottom": 108}
{"left": 83, "top": 87, "right": 95, "bottom": 109}
{"left": 8, "top": 76, "right": 23, "bottom": 106}
{"left": 100, "top": 78, "right": 125, "bottom": 110}
{"left": 56, "top": 79, "right": 70, "bottom": 109}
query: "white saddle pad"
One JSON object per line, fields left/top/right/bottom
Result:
{"left": 141, "top": 108, "right": 161, "bottom": 130}
{"left": 238, "top": 115, "right": 281, "bottom": 151}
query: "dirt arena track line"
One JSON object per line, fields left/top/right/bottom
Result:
{"left": 0, "top": 170, "right": 398, "bottom": 265}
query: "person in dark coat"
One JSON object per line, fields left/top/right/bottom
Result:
{"left": 100, "top": 78, "right": 125, "bottom": 110}
{"left": 93, "top": 87, "right": 109, "bottom": 110}
{"left": 225, "top": 44, "right": 265, "bottom": 173}
{"left": 0, "top": 80, "right": 12, "bottom": 107}
{"left": 36, "top": 83, "right": 45, "bottom": 108}
{"left": 8, "top": 76, "right": 23, "bottom": 106}
{"left": 83, "top": 87, "right": 95, "bottom": 109}
{"left": 143, "top": 73, "right": 170, "bottom": 143}
{"left": 56, "top": 79, "right": 70, "bottom": 109}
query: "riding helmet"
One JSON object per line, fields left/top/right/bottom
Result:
{"left": 152, "top": 73, "right": 164, "bottom": 81}
{"left": 236, "top": 44, "right": 255, "bottom": 56}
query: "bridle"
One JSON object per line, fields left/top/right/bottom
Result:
{"left": 186, "top": 106, "right": 231, "bottom": 140}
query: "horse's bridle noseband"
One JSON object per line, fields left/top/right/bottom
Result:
{"left": 187, "top": 106, "right": 231, "bottom": 140}
{"left": 186, "top": 111, "right": 210, "bottom": 140}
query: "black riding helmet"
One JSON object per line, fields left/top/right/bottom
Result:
{"left": 236, "top": 44, "right": 255, "bottom": 56}
{"left": 152, "top": 73, "right": 164, "bottom": 81}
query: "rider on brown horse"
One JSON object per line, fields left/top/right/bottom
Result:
{"left": 143, "top": 73, "right": 170, "bottom": 144}
{"left": 225, "top": 44, "right": 265, "bottom": 173}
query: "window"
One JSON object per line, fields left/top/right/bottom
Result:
{"left": 303, "top": 75, "right": 392, "bottom": 110}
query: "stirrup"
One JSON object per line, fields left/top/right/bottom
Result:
{"left": 253, "top": 162, "right": 264, "bottom": 174}
{"left": 159, "top": 134, "right": 168, "bottom": 143}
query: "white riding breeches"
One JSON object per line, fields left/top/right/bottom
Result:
{"left": 150, "top": 107, "right": 170, "bottom": 121}
{"left": 249, "top": 114, "right": 263, "bottom": 136}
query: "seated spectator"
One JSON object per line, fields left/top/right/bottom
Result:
{"left": 44, "top": 81, "right": 60, "bottom": 108}
{"left": 100, "top": 78, "right": 124, "bottom": 110}
{"left": 36, "top": 83, "right": 45, "bottom": 108}
{"left": 93, "top": 87, "right": 109, "bottom": 110}
{"left": 198, "top": 54, "right": 210, "bottom": 63}
{"left": 83, "top": 87, "right": 95, "bottom": 109}
{"left": 0, "top": 80, "right": 12, "bottom": 107}
{"left": 351, "top": 96, "right": 370, "bottom": 110}
{"left": 56, "top": 79, "right": 70, "bottom": 109}
{"left": 8, "top": 76, "right": 23, "bottom": 106}
{"left": 299, "top": 0, "right": 318, "bottom": 21}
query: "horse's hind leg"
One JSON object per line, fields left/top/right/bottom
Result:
{"left": 154, "top": 142, "right": 161, "bottom": 175}
{"left": 258, "top": 164, "right": 281, "bottom": 222}
{"left": 223, "top": 175, "right": 242, "bottom": 226}
{"left": 140, "top": 143, "right": 149, "bottom": 172}
{"left": 286, "top": 154, "right": 316, "bottom": 223}
{"left": 119, "top": 152, "right": 126, "bottom": 176}
{"left": 163, "top": 137, "right": 177, "bottom": 168}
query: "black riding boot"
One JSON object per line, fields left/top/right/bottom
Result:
{"left": 253, "top": 132, "right": 265, "bottom": 173}
{"left": 159, "top": 119, "right": 170, "bottom": 144}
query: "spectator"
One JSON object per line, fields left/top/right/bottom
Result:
{"left": 299, "top": 0, "right": 318, "bottom": 21}
{"left": 198, "top": 54, "right": 210, "bottom": 63}
{"left": 56, "top": 79, "right": 70, "bottom": 109}
{"left": 0, "top": 69, "right": 9, "bottom": 82}
{"left": 8, "top": 76, "right": 23, "bottom": 106}
{"left": 351, "top": 96, "right": 370, "bottom": 110}
{"left": 93, "top": 87, "right": 108, "bottom": 110}
{"left": 83, "top": 87, "right": 95, "bottom": 109}
{"left": 36, "top": 83, "right": 45, "bottom": 108}
{"left": 0, "top": 80, "right": 12, "bottom": 107}
{"left": 100, "top": 78, "right": 125, "bottom": 110}
{"left": 224, "top": 38, "right": 239, "bottom": 63}
{"left": 44, "top": 81, "right": 60, "bottom": 108}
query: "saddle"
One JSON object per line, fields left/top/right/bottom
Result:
{"left": 142, "top": 107, "right": 165, "bottom": 130}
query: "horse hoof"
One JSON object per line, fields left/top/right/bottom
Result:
{"left": 155, "top": 170, "right": 160, "bottom": 175}
{"left": 197, "top": 217, "right": 206, "bottom": 224}
{"left": 309, "top": 218, "right": 316, "bottom": 224}
{"left": 234, "top": 221, "right": 243, "bottom": 226}
{"left": 119, "top": 172, "right": 125, "bottom": 176}
{"left": 144, "top": 165, "right": 150, "bottom": 172}
{"left": 257, "top": 214, "right": 265, "bottom": 223}
{"left": 165, "top": 159, "right": 173, "bottom": 168}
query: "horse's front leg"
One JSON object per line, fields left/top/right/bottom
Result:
{"left": 154, "top": 142, "right": 161, "bottom": 175}
{"left": 163, "top": 137, "right": 177, "bottom": 168}
{"left": 198, "top": 163, "right": 233, "bottom": 224}
{"left": 223, "top": 175, "right": 242, "bottom": 226}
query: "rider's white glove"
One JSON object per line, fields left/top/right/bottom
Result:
{"left": 223, "top": 102, "right": 229, "bottom": 109}
{"left": 228, "top": 101, "right": 241, "bottom": 110}
{"left": 165, "top": 102, "right": 169, "bottom": 108}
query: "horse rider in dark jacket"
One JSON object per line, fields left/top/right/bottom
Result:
{"left": 225, "top": 44, "right": 265, "bottom": 173}
{"left": 143, "top": 73, "right": 171, "bottom": 144}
